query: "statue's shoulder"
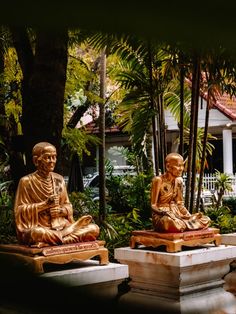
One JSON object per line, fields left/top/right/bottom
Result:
{"left": 176, "top": 176, "right": 184, "bottom": 184}
{"left": 152, "top": 175, "right": 162, "bottom": 184}
{"left": 19, "top": 173, "right": 35, "bottom": 184}
{"left": 51, "top": 172, "right": 65, "bottom": 186}
{"left": 51, "top": 172, "right": 64, "bottom": 180}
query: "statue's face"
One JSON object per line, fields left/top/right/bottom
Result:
{"left": 37, "top": 146, "right": 57, "bottom": 173}
{"left": 168, "top": 158, "right": 184, "bottom": 177}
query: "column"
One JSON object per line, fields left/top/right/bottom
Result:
{"left": 223, "top": 127, "right": 233, "bottom": 174}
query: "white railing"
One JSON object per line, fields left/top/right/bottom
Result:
{"left": 183, "top": 173, "right": 236, "bottom": 198}
{"left": 203, "top": 173, "right": 236, "bottom": 197}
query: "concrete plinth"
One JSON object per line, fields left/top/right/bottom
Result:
{"left": 221, "top": 233, "right": 236, "bottom": 246}
{"left": 114, "top": 245, "right": 236, "bottom": 314}
{"left": 0, "top": 259, "right": 129, "bottom": 313}
{"left": 41, "top": 260, "right": 129, "bottom": 299}
{"left": 221, "top": 233, "right": 236, "bottom": 296}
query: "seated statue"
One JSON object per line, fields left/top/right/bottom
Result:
{"left": 151, "top": 152, "right": 211, "bottom": 233}
{"left": 14, "top": 142, "right": 100, "bottom": 248}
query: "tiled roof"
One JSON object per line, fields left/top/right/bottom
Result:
{"left": 84, "top": 121, "right": 122, "bottom": 134}
{"left": 84, "top": 93, "right": 236, "bottom": 135}
{"left": 187, "top": 77, "right": 236, "bottom": 121}
{"left": 214, "top": 94, "right": 236, "bottom": 120}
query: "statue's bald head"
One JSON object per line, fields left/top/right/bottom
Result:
{"left": 165, "top": 153, "right": 184, "bottom": 172}
{"left": 165, "top": 153, "right": 183, "bottom": 165}
{"left": 32, "top": 142, "right": 57, "bottom": 166}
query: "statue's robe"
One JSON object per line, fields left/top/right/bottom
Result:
{"left": 151, "top": 175, "right": 211, "bottom": 233}
{"left": 14, "top": 172, "right": 98, "bottom": 246}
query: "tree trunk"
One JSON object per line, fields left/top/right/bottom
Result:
{"left": 148, "top": 41, "right": 158, "bottom": 175}
{"left": 185, "top": 55, "right": 200, "bottom": 212}
{"left": 157, "top": 91, "right": 165, "bottom": 173}
{"left": 99, "top": 49, "right": 106, "bottom": 223}
{"left": 8, "top": 26, "right": 34, "bottom": 185}
{"left": 190, "top": 57, "right": 200, "bottom": 213}
{"left": 196, "top": 88, "right": 210, "bottom": 211}
{"left": 179, "top": 56, "right": 184, "bottom": 156}
{"left": 20, "top": 29, "right": 68, "bottom": 173}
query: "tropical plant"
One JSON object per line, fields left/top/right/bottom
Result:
{"left": 195, "top": 48, "right": 236, "bottom": 212}
{"left": 204, "top": 205, "right": 236, "bottom": 234}
{"left": 222, "top": 197, "right": 236, "bottom": 215}
{"left": 183, "top": 127, "right": 216, "bottom": 173}
{"left": 214, "top": 170, "right": 233, "bottom": 209}
{"left": 0, "top": 180, "right": 16, "bottom": 244}
{"left": 99, "top": 208, "right": 152, "bottom": 261}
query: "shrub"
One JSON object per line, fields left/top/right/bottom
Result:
{"left": 222, "top": 197, "right": 236, "bottom": 215}
{"left": 204, "top": 205, "right": 236, "bottom": 234}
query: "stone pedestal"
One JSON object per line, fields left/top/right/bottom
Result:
{"left": 0, "top": 241, "right": 109, "bottom": 273}
{"left": 41, "top": 260, "right": 129, "bottom": 300}
{"left": 221, "top": 233, "right": 236, "bottom": 296}
{"left": 221, "top": 233, "right": 236, "bottom": 246}
{"left": 114, "top": 245, "right": 236, "bottom": 314}
{"left": 0, "top": 256, "right": 129, "bottom": 313}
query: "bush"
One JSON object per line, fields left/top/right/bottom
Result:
{"left": 222, "top": 197, "right": 236, "bottom": 215}
{"left": 106, "top": 172, "right": 152, "bottom": 218}
{"left": 98, "top": 208, "right": 152, "bottom": 261}
{"left": 204, "top": 205, "right": 236, "bottom": 234}
{"left": 0, "top": 186, "right": 17, "bottom": 243}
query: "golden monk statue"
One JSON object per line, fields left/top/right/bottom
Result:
{"left": 14, "top": 142, "right": 100, "bottom": 247}
{"left": 151, "top": 152, "right": 211, "bottom": 233}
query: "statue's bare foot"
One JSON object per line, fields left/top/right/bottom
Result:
{"left": 76, "top": 215, "right": 93, "bottom": 227}
{"left": 61, "top": 215, "right": 93, "bottom": 237}
{"left": 31, "top": 242, "right": 50, "bottom": 248}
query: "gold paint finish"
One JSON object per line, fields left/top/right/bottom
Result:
{"left": 151, "top": 153, "right": 211, "bottom": 233}
{"left": 14, "top": 142, "right": 100, "bottom": 247}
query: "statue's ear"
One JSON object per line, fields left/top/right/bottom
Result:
{"left": 33, "top": 156, "right": 38, "bottom": 166}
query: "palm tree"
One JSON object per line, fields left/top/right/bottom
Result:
{"left": 195, "top": 48, "right": 236, "bottom": 211}
{"left": 184, "top": 54, "right": 201, "bottom": 212}
{"left": 113, "top": 40, "right": 179, "bottom": 175}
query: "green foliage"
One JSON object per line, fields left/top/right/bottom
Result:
{"left": 222, "top": 197, "right": 236, "bottom": 214}
{"left": 99, "top": 209, "right": 152, "bottom": 261}
{"left": 69, "top": 190, "right": 100, "bottom": 221}
{"left": 62, "top": 126, "right": 100, "bottom": 158}
{"left": 204, "top": 205, "right": 236, "bottom": 234}
{"left": 0, "top": 205, "right": 17, "bottom": 244}
{"left": 3, "top": 47, "right": 23, "bottom": 135}
{"left": 214, "top": 170, "right": 233, "bottom": 208}
{"left": 0, "top": 182, "right": 17, "bottom": 243}
{"left": 69, "top": 172, "right": 152, "bottom": 261}
{"left": 183, "top": 128, "right": 216, "bottom": 172}
{"left": 106, "top": 172, "right": 152, "bottom": 218}
{"left": 65, "top": 44, "right": 99, "bottom": 101}
{"left": 214, "top": 170, "right": 233, "bottom": 194}
{"left": 163, "top": 83, "right": 191, "bottom": 127}
{"left": 0, "top": 181, "right": 13, "bottom": 207}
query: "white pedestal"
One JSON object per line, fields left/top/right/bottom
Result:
{"left": 115, "top": 245, "right": 236, "bottom": 314}
{"left": 0, "top": 259, "right": 129, "bottom": 313}
{"left": 221, "top": 233, "right": 236, "bottom": 296}
{"left": 41, "top": 260, "right": 129, "bottom": 299}
{"left": 221, "top": 233, "right": 236, "bottom": 246}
